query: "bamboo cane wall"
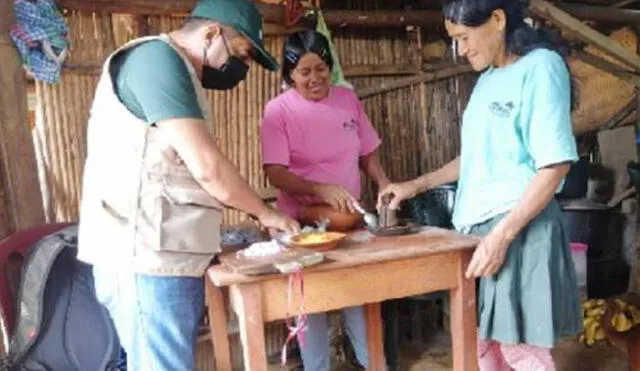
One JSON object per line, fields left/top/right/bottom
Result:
{"left": 33, "top": 10, "right": 474, "bottom": 224}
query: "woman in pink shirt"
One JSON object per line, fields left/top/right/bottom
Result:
{"left": 260, "top": 30, "right": 389, "bottom": 370}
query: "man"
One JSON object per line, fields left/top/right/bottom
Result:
{"left": 76, "top": 0, "right": 300, "bottom": 369}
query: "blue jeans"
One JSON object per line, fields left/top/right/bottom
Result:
{"left": 300, "top": 306, "right": 369, "bottom": 371}
{"left": 93, "top": 267, "right": 204, "bottom": 371}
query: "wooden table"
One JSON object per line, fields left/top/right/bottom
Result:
{"left": 205, "top": 227, "right": 480, "bottom": 371}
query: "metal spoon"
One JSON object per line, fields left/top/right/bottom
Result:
{"left": 353, "top": 202, "right": 378, "bottom": 230}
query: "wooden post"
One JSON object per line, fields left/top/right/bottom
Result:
{"left": 530, "top": 0, "right": 640, "bottom": 71}
{"left": 356, "top": 65, "right": 472, "bottom": 99}
{"left": 364, "top": 302, "right": 385, "bottom": 371}
{"left": 56, "top": 0, "right": 443, "bottom": 28}
{"left": 558, "top": 3, "right": 640, "bottom": 25}
{"left": 0, "top": 0, "right": 45, "bottom": 239}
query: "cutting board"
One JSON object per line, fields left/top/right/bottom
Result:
{"left": 219, "top": 246, "right": 325, "bottom": 276}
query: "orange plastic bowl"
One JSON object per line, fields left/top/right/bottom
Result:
{"left": 288, "top": 231, "right": 347, "bottom": 251}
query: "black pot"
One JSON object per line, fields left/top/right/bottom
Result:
{"left": 559, "top": 199, "right": 629, "bottom": 299}
{"left": 405, "top": 183, "right": 456, "bottom": 229}
{"left": 557, "top": 156, "right": 589, "bottom": 199}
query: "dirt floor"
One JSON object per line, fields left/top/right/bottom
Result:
{"left": 327, "top": 331, "right": 629, "bottom": 371}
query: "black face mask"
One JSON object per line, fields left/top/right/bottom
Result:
{"left": 201, "top": 35, "right": 249, "bottom": 90}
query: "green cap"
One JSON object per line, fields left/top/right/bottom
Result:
{"left": 191, "top": 0, "right": 279, "bottom": 71}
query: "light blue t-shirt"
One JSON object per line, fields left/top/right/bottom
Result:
{"left": 452, "top": 48, "right": 578, "bottom": 229}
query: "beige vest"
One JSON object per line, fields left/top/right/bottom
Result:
{"left": 77, "top": 34, "right": 223, "bottom": 277}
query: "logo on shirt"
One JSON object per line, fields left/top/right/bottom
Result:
{"left": 342, "top": 118, "right": 358, "bottom": 131}
{"left": 489, "top": 101, "right": 515, "bottom": 118}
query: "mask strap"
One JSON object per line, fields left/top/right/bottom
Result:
{"left": 203, "top": 45, "right": 208, "bottom": 67}
{"left": 220, "top": 30, "right": 233, "bottom": 61}
{"left": 203, "top": 30, "right": 232, "bottom": 68}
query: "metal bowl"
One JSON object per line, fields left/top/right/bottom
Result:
{"left": 405, "top": 183, "right": 456, "bottom": 228}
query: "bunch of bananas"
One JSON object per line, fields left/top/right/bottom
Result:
{"left": 579, "top": 299, "right": 607, "bottom": 346}
{"left": 579, "top": 298, "right": 640, "bottom": 346}
{"left": 609, "top": 299, "right": 640, "bottom": 331}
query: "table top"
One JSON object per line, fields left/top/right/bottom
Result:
{"left": 207, "top": 226, "right": 479, "bottom": 286}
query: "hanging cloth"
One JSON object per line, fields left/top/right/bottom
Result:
{"left": 9, "top": 0, "right": 69, "bottom": 84}
{"left": 315, "top": 10, "right": 353, "bottom": 90}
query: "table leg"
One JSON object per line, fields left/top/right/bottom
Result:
{"left": 450, "top": 251, "right": 477, "bottom": 371}
{"left": 205, "top": 278, "right": 232, "bottom": 371}
{"left": 364, "top": 302, "right": 385, "bottom": 371}
{"left": 230, "top": 283, "right": 267, "bottom": 371}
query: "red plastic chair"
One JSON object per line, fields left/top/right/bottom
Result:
{"left": 0, "top": 223, "right": 73, "bottom": 337}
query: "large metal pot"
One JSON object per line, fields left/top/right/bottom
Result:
{"left": 405, "top": 183, "right": 456, "bottom": 229}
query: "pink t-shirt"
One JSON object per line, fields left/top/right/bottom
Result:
{"left": 260, "top": 86, "right": 382, "bottom": 218}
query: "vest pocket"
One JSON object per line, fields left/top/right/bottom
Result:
{"left": 154, "top": 187, "right": 223, "bottom": 254}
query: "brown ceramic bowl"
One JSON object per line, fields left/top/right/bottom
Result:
{"left": 289, "top": 231, "right": 347, "bottom": 251}
{"left": 299, "top": 203, "right": 363, "bottom": 232}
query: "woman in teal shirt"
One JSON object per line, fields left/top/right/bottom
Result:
{"left": 379, "top": 0, "right": 582, "bottom": 369}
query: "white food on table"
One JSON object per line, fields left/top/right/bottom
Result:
{"left": 237, "top": 240, "right": 286, "bottom": 258}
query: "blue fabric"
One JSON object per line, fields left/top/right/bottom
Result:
{"left": 299, "top": 306, "right": 369, "bottom": 371}
{"left": 9, "top": 0, "right": 69, "bottom": 83}
{"left": 453, "top": 49, "right": 578, "bottom": 229}
{"left": 93, "top": 268, "right": 204, "bottom": 371}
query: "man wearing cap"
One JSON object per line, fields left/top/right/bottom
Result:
{"left": 76, "top": 0, "right": 300, "bottom": 369}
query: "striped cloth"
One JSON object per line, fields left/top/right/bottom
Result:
{"left": 9, "top": 0, "right": 69, "bottom": 83}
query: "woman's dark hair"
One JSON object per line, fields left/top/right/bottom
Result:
{"left": 282, "top": 30, "right": 333, "bottom": 85}
{"left": 442, "top": 0, "right": 564, "bottom": 57}
{"left": 442, "top": 0, "right": 578, "bottom": 110}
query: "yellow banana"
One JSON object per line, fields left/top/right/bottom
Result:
{"left": 611, "top": 312, "right": 633, "bottom": 332}
{"left": 582, "top": 300, "right": 596, "bottom": 310}
{"left": 585, "top": 318, "right": 599, "bottom": 344}
{"left": 615, "top": 299, "right": 628, "bottom": 310}
{"left": 586, "top": 307, "right": 605, "bottom": 318}
{"left": 583, "top": 316, "right": 596, "bottom": 328}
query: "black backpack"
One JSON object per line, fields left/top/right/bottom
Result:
{"left": 0, "top": 225, "right": 123, "bottom": 371}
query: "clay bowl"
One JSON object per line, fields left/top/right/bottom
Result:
{"left": 288, "top": 231, "right": 347, "bottom": 251}
{"left": 299, "top": 204, "right": 363, "bottom": 232}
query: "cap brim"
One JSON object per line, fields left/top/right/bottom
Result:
{"left": 238, "top": 30, "right": 279, "bottom": 71}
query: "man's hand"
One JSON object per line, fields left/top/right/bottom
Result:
{"left": 256, "top": 207, "right": 300, "bottom": 236}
